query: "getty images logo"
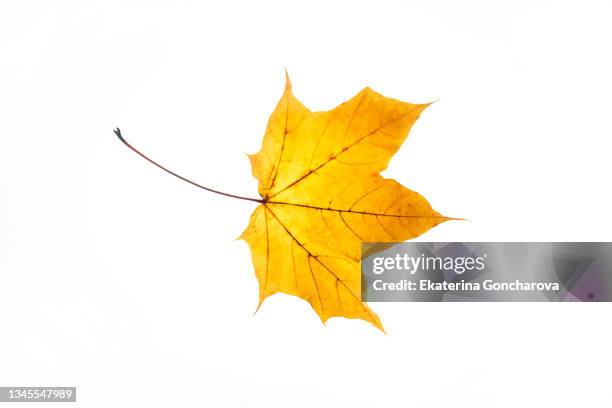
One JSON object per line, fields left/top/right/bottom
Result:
{"left": 371, "top": 253, "right": 488, "bottom": 275}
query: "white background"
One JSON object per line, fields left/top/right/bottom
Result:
{"left": 1, "top": 1, "right": 611, "bottom": 406}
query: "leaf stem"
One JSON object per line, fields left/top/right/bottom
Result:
{"left": 113, "top": 128, "right": 264, "bottom": 204}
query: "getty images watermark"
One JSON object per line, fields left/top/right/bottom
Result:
{"left": 361, "top": 242, "right": 612, "bottom": 302}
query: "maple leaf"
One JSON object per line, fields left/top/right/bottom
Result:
{"left": 114, "top": 73, "right": 453, "bottom": 331}
{"left": 240, "top": 74, "right": 451, "bottom": 330}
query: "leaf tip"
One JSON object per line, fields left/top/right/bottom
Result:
{"left": 283, "top": 67, "right": 292, "bottom": 91}
{"left": 422, "top": 99, "right": 440, "bottom": 109}
{"left": 359, "top": 86, "right": 375, "bottom": 96}
{"left": 369, "top": 314, "right": 386, "bottom": 333}
{"left": 252, "top": 298, "right": 264, "bottom": 316}
{"left": 447, "top": 216, "right": 470, "bottom": 222}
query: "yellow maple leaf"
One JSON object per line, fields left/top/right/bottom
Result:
{"left": 241, "top": 74, "right": 451, "bottom": 330}
{"left": 114, "top": 73, "right": 453, "bottom": 331}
